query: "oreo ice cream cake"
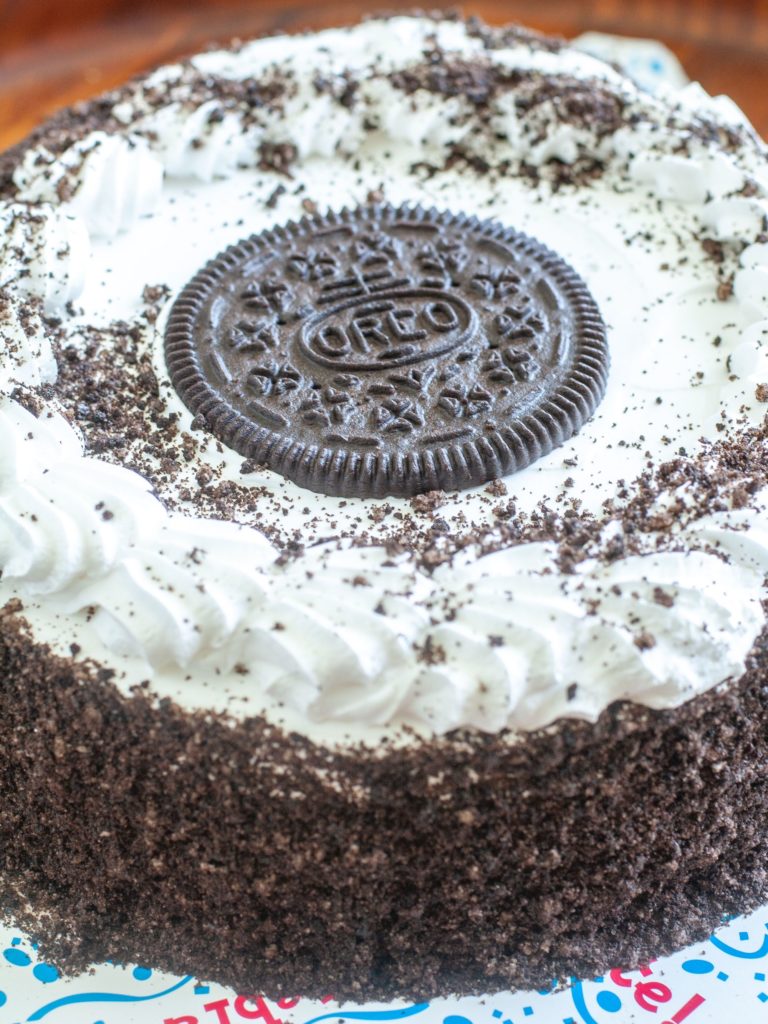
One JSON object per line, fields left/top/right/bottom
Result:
{"left": 1, "top": 11, "right": 768, "bottom": 1001}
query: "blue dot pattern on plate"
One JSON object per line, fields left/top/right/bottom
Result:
{"left": 3, "top": 948, "right": 30, "bottom": 968}
{"left": 32, "top": 962, "right": 59, "bottom": 983}
{"left": 595, "top": 991, "right": 622, "bottom": 1012}
{"left": 682, "top": 959, "right": 715, "bottom": 975}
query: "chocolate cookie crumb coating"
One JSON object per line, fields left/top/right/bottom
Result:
{"left": 2, "top": 603, "right": 767, "bottom": 1001}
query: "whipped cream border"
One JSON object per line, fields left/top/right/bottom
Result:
{"left": 2, "top": 16, "right": 768, "bottom": 743}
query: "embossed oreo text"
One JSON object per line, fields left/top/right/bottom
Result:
{"left": 302, "top": 292, "right": 474, "bottom": 370}
{"left": 165, "top": 205, "right": 609, "bottom": 497}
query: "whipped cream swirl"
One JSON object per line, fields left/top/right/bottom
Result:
{"left": 0, "top": 202, "right": 88, "bottom": 312}
{"left": 13, "top": 133, "right": 163, "bottom": 239}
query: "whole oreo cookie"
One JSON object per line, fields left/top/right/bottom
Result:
{"left": 165, "top": 204, "right": 609, "bottom": 498}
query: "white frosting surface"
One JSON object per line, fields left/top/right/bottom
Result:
{"left": 2, "top": 16, "right": 768, "bottom": 746}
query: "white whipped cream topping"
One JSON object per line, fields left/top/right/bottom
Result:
{"left": 1, "top": 16, "right": 768, "bottom": 745}
{"left": 0, "top": 296, "right": 57, "bottom": 390}
{"left": 0, "top": 202, "right": 89, "bottom": 312}
{"left": 1, "top": 397, "right": 765, "bottom": 742}
{"left": 13, "top": 133, "right": 163, "bottom": 240}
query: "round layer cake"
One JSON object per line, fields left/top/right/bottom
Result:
{"left": 1, "top": 12, "right": 768, "bottom": 1001}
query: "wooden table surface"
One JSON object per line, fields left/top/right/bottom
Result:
{"left": 1, "top": 0, "right": 767, "bottom": 151}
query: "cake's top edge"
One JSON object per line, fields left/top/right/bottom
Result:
{"left": 0, "top": 11, "right": 565, "bottom": 196}
{"left": 2, "top": 8, "right": 760, "bottom": 207}
{"left": 5, "top": 596, "right": 767, "bottom": 764}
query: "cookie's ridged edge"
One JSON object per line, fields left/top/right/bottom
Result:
{"left": 164, "top": 202, "right": 609, "bottom": 498}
